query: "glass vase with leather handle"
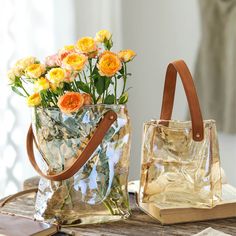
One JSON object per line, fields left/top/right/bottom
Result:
{"left": 139, "top": 60, "right": 222, "bottom": 209}
{"left": 23, "top": 105, "right": 131, "bottom": 225}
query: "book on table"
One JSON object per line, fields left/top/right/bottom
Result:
{"left": 137, "top": 184, "right": 236, "bottom": 225}
{"left": 0, "top": 213, "right": 59, "bottom": 236}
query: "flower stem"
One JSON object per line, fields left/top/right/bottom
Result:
{"left": 72, "top": 81, "right": 78, "bottom": 92}
{"left": 21, "top": 85, "right": 30, "bottom": 97}
{"left": 81, "top": 71, "right": 88, "bottom": 84}
{"left": 121, "top": 63, "right": 127, "bottom": 95}
{"left": 89, "top": 59, "right": 96, "bottom": 102}
{"left": 102, "top": 88, "right": 105, "bottom": 103}
{"left": 52, "top": 92, "right": 58, "bottom": 103}
{"left": 102, "top": 76, "right": 107, "bottom": 103}
{"left": 114, "top": 76, "right": 118, "bottom": 104}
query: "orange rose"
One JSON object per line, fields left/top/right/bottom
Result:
{"left": 97, "top": 51, "right": 122, "bottom": 77}
{"left": 57, "top": 92, "right": 84, "bottom": 114}
{"left": 82, "top": 93, "right": 93, "bottom": 105}
{"left": 118, "top": 49, "right": 136, "bottom": 62}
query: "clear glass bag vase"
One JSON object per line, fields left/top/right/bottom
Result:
{"left": 139, "top": 60, "right": 222, "bottom": 209}
{"left": 27, "top": 104, "right": 131, "bottom": 225}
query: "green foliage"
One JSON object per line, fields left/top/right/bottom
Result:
{"left": 104, "top": 38, "right": 113, "bottom": 51}
{"left": 104, "top": 94, "right": 115, "bottom": 104}
{"left": 76, "top": 81, "right": 90, "bottom": 93}
{"left": 94, "top": 76, "right": 111, "bottom": 95}
{"left": 11, "top": 86, "right": 26, "bottom": 97}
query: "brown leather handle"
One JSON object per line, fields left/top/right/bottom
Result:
{"left": 26, "top": 110, "right": 117, "bottom": 181}
{"left": 160, "top": 60, "right": 204, "bottom": 141}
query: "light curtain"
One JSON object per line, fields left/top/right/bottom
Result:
{"left": 195, "top": 0, "right": 236, "bottom": 133}
{"left": 0, "top": 0, "right": 63, "bottom": 198}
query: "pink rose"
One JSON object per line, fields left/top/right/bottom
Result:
{"left": 45, "top": 54, "right": 60, "bottom": 67}
{"left": 58, "top": 46, "right": 75, "bottom": 61}
{"left": 64, "top": 69, "right": 77, "bottom": 83}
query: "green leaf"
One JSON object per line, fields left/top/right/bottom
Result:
{"left": 104, "top": 38, "right": 113, "bottom": 50}
{"left": 119, "top": 66, "right": 124, "bottom": 75}
{"left": 117, "top": 75, "right": 123, "bottom": 79}
{"left": 39, "top": 91, "right": 47, "bottom": 107}
{"left": 104, "top": 94, "right": 115, "bottom": 104}
{"left": 119, "top": 92, "right": 129, "bottom": 104}
{"left": 63, "top": 82, "right": 73, "bottom": 91}
{"left": 11, "top": 86, "right": 26, "bottom": 97}
{"left": 94, "top": 76, "right": 111, "bottom": 95}
{"left": 14, "top": 77, "right": 22, "bottom": 87}
{"left": 76, "top": 81, "right": 90, "bottom": 93}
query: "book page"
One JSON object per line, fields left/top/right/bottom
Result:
{"left": 221, "top": 184, "right": 236, "bottom": 203}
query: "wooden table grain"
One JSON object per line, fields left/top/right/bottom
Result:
{"left": 1, "top": 177, "right": 236, "bottom": 236}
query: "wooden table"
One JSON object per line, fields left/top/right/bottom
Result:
{"left": 1, "top": 177, "right": 236, "bottom": 236}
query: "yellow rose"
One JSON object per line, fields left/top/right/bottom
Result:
{"left": 26, "top": 63, "right": 45, "bottom": 79}
{"left": 62, "top": 53, "right": 88, "bottom": 71}
{"left": 95, "top": 30, "right": 112, "bottom": 43}
{"left": 118, "top": 49, "right": 136, "bottom": 62}
{"left": 34, "top": 77, "right": 50, "bottom": 92}
{"left": 97, "top": 51, "right": 122, "bottom": 77}
{"left": 76, "top": 37, "right": 97, "bottom": 54}
{"left": 12, "top": 66, "right": 24, "bottom": 77}
{"left": 7, "top": 69, "right": 16, "bottom": 84}
{"left": 63, "top": 45, "right": 75, "bottom": 51}
{"left": 15, "top": 56, "right": 37, "bottom": 70}
{"left": 27, "top": 93, "right": 41, "bottom": 107}
{"left": 46, "top": 68, "right": 66, "bottom": 84}
{"left": 50, "top": 82, "right": 60, "bottom": 92}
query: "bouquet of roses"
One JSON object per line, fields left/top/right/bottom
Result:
{"left": 7, "top": 29, "right": 136, "bottom": 113}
